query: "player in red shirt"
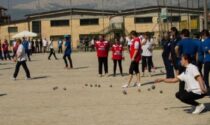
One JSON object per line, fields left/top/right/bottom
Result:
{"left": 122, "top": 31, "right": 142, "bottom": 88}
{"left": 95, "top": 35, "right": 110, "bottom": 77}
{"left": 112, "top": 38, "right": 124, "bottom": 77}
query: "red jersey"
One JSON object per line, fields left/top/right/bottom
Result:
{"left": 95, "top": 40, "right": 109, "bottom": 57}
{"left": 2, "top": 43, "right": 9, "bottom": 51}
{"left": 112, "top": 44, "right": 124, "bottom": 60}
{"left": 130, "top": 37, "right": 141, "bottom": 62}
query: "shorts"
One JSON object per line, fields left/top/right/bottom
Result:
{"left": 129, "top": 61, "right": 140, "bottom": 75}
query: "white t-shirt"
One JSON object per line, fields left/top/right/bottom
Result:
{"left": 141, "top": 39, "right": 153, "bottom": 57}
{"left": 17, "top": 44, "right": 26, "bottom": 62}
{"left": 126, "top": 36, "right": 131, "bottom": 46}
{"left": 43, "top": 39, "right": 48, "bottom": 47}
{"left": 177, "top": 64, "right": 206, "bottom": 95}
{"left": 49, "top": 41, "right": 53, "bottom": 49}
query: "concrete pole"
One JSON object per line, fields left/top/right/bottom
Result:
{"left": 204, "top": 0, "right": 208, "bottom": 29}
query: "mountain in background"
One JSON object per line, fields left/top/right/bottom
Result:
{"left": 0, "top": 0, "right": 205, "bottom": 20}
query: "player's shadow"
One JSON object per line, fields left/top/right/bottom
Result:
{"left": 0, "top": 67, "right": 14, "bottom": 70}
{"left": 108, "top": 73, "right": 129, "bottom": 77}
{"left": 155, "top": 66, "right": 164, "bottom": 69}
{"left": 32, "top": 76, "right": 49, "bottom": 80}
{"left": 141, "top": 81, "right": 155, "bottom": 86}
{"left": 73, "top": 66, "right": 89, "bottom": 70}
{"left": 152, "top": 73, "right": 166, "bottom": 77}
{"left": 0, "top": 93, "right": 7, "bottom": 97}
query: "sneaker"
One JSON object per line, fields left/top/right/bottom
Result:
{"left": 122, "top": 84, "right": 129, "bottom": 88}
{"left": 25, "top": 77, "right": 32, "bottom": 80}
{"left": 133, "top": 83, "right": 142, "bottom": 87}
{"left": 192, "top": 104, "right": 205, "bottom": 114}
{"left": 11, "top": 77, "right": 16, "bottom": 81}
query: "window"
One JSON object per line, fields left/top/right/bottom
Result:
{"left": 80, "top": 19, "right": 99, "bottom": 26}
{"left": 135, "top": 17, "right": 153, "bottom": 24}
{"left": 8, "top": 27, "right": 18, "bottom": 33}
{"left": 32, "top": 21, "right": 41, "bottom": 34}
{"left": 163, "top": 16, "right": 180, "bottom": 22}
{"left": 51, "top": 20, "right": 69, "bottom": 27}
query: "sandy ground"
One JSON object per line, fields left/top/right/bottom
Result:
{"left": 0, "top": 50, "right": 209, "bottom": 125}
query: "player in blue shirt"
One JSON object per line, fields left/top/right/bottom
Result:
{"left": 22, "top": 37, "right": 31, "bottom": 61}
{"left": 201, "top": 29, "right": 210, "bottom": 89}
{"left": 63, "top": 35, "right": 73, "bottom": 69}
{"left": 193, "top": 32, "right": 204, "bottom": 75}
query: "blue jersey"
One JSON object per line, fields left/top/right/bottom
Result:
{"left": 22, "top": 40, "right": 29, "bottom": 52}
{"left": 177, "top": 38, "right": 198, "bottom": 59}
{"left": 194, "top": 39, "right": 204, "bottom": 62}
{"left": 64, "top": 40, "right": 72, "bottom": 56}
{"left": 202, "top": 37, "right": 210, "bottom": 62}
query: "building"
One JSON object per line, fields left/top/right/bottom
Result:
{"left": 0, "top": 6, "right": 204, "bottom": 49}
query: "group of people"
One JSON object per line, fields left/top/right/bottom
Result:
{"left": 156, "top": 27, "right": 210, "bottom": 114}
{"left": 10, "top": 35, "right": 73, "bottom": 80}
{"left": 1, "top": 27, "right": 210, "bottom": 115}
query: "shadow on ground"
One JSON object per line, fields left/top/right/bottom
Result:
{"left": 32, "top": 76, "right": 50, "bottom": 80}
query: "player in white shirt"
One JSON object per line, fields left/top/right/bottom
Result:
{"left": 42, "top": 38, "right": 48, "bottom": 53}
{"left": 12, "top": 39, "right": 31, "bottom": 80}
{"left": 48, "top": 39, "right": 58, "bottom": 60}
{"left": 155, "top": 54, "right": 207, "bottom": 114}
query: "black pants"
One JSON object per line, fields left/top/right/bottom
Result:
{"left": 63, "top": 55, "right": 73, "bottom": 68}
{"left": 13, "top": 61, "right": 30, "bottom": 78}
{"left": 142, "top": 56, "right": 152, "bottom": 72}
{"left": 129, "top": 61, "right": 139, "bottom": 75}
{"left": 3, "top": 51, "right": 11, "bottom": 60}
{"left": 113, "top": 60, "right": 123, "bottom": 75}
{"left": 98, "top": 57, "right": 108, "bottom": 75}
{"left": 26, "top": 51, "right": 31, "bottom": 61}
{"left": 176, "top": 91, "right": 206, "bottom": 106}
{"left": 48, "top": 49, "right": 57, "bottom": 60}
{"left": 0, "top": 50, "right": 4, "bottom": 60}
{"left": 162, "top": 55, "right": 174, "bottom": 78}
{"left": 58, "top": 47, "right": 63, "bottom": 53}
{"left": 204, "top": 62, "right": 210, "bottom": 88}
{"left": 85, "top": 45, "right": 89, "bottom": 52}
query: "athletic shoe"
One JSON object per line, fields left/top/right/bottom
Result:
{"left": 122, "top": 84, "right": 129, "bottom": 88}
{"left": 11, "top": 77, "right": 16, "bottom": 81}
{"left": 133, "top": 83, "right": 142, "bottom": 88}
{"left": 192, "top": 104, "right": 205, "bottom": 114}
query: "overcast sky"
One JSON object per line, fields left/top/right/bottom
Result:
{"left": 0, "top": 0, "right": 206, "bottom": 20}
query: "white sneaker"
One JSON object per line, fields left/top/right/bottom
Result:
{"left": 133, "top": 83, "right": 142, "bottom": 87}
{"left": 192, "top": 104, "right": 205, "bottom": 114}
{"left": 11, "top": 77, "right": 16, "bottom": 81}
{"left": 122, "top": 84, "right": 129, "bottom": 88}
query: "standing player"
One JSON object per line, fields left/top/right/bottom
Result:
{"left": 12, "top": 39, "right": 31, "bottom": 80}
{"left": 63, "top": 35, "right": 73, "bottom": 69}
{"left": 122, "top": 31, "right": 142, "bottom": 88}
{"left": 112, "top": 38, "right": 124, "bottom": 77}
{"left": 95, "top": 35, "right": 110, "bottom": 77}
{"left": 48, "top": 39, "right": 58, "bottom": 60}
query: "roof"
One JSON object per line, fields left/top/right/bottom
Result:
{"left": 120, "top": 6, "right": 203, "bottom": 15}
{"left": 0, "top": 19, "right": 27, "bottom": 26}
{"left": 26, "top": 8, "right": 119, "bottom": 20}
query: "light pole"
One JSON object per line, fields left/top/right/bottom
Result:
{"left": 204, "top": 0, "right": 208, "bottom": 29}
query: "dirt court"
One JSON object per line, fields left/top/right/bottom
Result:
{"left": 0, "top": 50, "right": 209, "bottom": 125}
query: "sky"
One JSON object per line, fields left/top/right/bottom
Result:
{"left": 0, "top": 0, "right": 206, "bottom": 20}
